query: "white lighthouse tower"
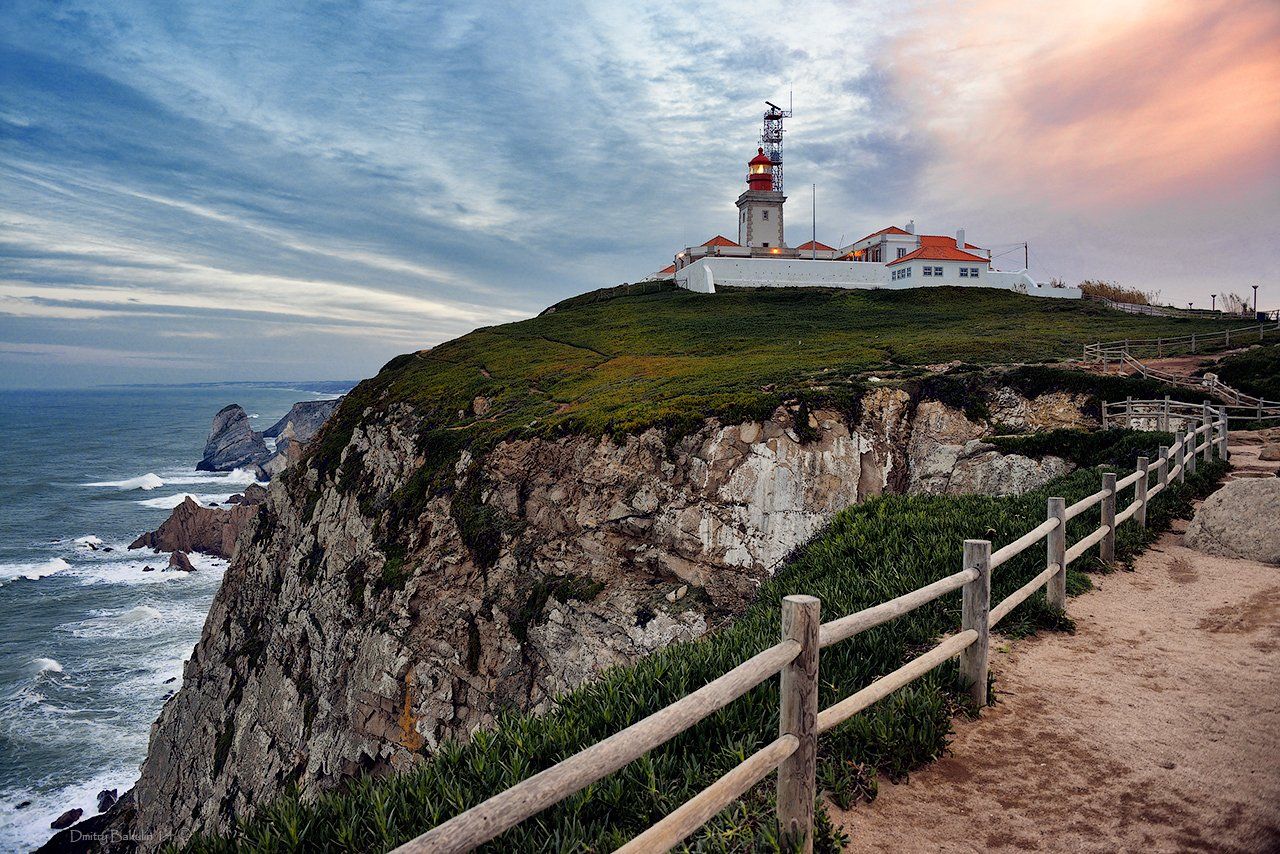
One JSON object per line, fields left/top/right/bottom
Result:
{"left": 736, "top": 147, "right": 786, "bottom": 248}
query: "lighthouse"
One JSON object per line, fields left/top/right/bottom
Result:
{"left": 736, "top": 147, "right": 786, "bottom": 249}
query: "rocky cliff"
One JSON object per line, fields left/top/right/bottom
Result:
{"left": 103, "top": 382, "right": 1088, "bottom": 850}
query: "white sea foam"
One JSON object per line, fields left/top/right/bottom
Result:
{"left": 120, "top": 605, "right": 162, "bottom": 622}
{"left": 84, "top": 473, "right": 165, "bottom": 491}
{"left": 135, "top": 492, "right": 233, "bottom": 510}
{"left": 0, "top": 766, "right": 138, "bottom": 852}
{"left": 29, "top": 658, "right": 63, "bottom": 676}
{"left": 73, "top": 535, "right": 102, "bottom": 546}
{"left": 0, "top": 558, "right": 70, "bottom": 585}
{"left": 159, "top": 467, "right": 262, "bottom": 487}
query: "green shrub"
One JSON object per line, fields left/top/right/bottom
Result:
{"left": 187, "top": 447, "right": 1226, "bottom": 853}
{"left": 1210, "top": 343, "right": 1280, "bottom": 401}
{"left": 990, "top": 428, "right": 1174, "bottom": 469}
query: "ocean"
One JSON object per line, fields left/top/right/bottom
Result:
{"left": 0, "top": 385, "right": 344, "bottom": 851}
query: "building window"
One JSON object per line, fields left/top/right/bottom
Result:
{"left": 924, "top": 266, "right": 944, "bottom": 277}
{"left": 906, "top": 267, "right": 912, "bottom": 278}
{"left": 959, "top": 267, "right": 970, "bottom": 278}
{"left": 762, "top": 210, "right": 769, "bottom": 220}
{"left": 896, "top": 247, "right": 906, "bottom": 259}
{"left": 958, "top": 267, "right": 979, "bottom": 278}
{"left": 763, "top": 242, "right": 769, "bottom": 247}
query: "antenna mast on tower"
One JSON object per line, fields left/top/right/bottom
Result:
{"left": 760, "top": 97, "right": 792, "bottom": 195}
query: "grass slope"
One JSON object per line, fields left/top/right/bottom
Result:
{"left": 313, "top": 285, "right": 1238, "bottom": 477}
{"left": 1210, "top": 343, "right": 1280, "bottom": 401}
{"left": 194, "top": 439, "right": 1227, "bottom": 853}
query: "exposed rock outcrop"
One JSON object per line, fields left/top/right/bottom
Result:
{"left": 1185, "top": 479, "right": 1280, "bottom": 564}
{"left": 129, "top": 491, "right": 265, "bottom": 559}
{"left": 110, "top": 385, "right": 1093, "bottom": 850}
{"left": 263, "top": 398, "right": 341, "bottom": 441}
{"left": 197, "top": 405, "right": 270, "bottom": 472}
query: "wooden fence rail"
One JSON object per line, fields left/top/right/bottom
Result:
{"left": 1104, "top": 397, "right": 1280, "bottom": 429}
{"left": 1081, "top": 320, "right": 1280, "bottom": 362}
{"left": 393, "top": 411, "right": 1228, "bottom": 854}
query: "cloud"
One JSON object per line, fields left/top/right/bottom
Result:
{"left": 891, "top": 0, "right": 1280, "bottom": 209}
{"left": 0, "top": 0, "right": 1277, "bottom": 387}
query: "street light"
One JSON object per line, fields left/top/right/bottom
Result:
{"left": 1188, "top": 302, "right": 1194, "bottom": 310}
{"left": 1211, "top": 293, "right": 1217, "bottom": 311}
{"left": 1254, "top": 284, "right": 1260, "bottom": 314}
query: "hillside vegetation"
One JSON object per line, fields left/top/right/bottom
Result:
{"left": 197, "top": 439, "right": 1227, "bottom": 853}
{"left": 312, "top": 284, "right": 1236, "bottom": 478}
{"left": 1211, "top": 343, "right": 1280, "bottom": 401}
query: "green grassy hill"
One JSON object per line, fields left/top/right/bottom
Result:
{"left": 314, "top": 284, "right": 1240, "bottom": 477}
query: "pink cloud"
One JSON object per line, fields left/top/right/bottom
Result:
{"left": 891, "top": 0, "right": 1280, "bottom": 209}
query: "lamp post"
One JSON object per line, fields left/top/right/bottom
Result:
{"left": 1211, "top": 293, "right": 1217, "bottom": 311}
{"left": 1188, "top": 302, "right": 1193, "bottom": 310}
{"left": 1254, "top": 284, "right": 1260, "bottom": 315}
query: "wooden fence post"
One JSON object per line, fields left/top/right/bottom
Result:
{"left": 1125, "top": 396, "right": 1133, "bottom": 425}
{"left": 1191, "top": 333, "right": 1196, "bottom": 353}
{"left": 1135, "top": 457, "right": 1148, "bottom": 528}
{"left": 1177, "top": 431, "right": 1187, "bottom": 483}
{"left": 1157, "top": 446, "right": 1169, "bottom": 487}
{"left": 1161, "top": 395, "right": 1170, "bottom": 432}
{"left": 1182, "top": 425, "right": 1192, "bottom": 478}
{"left": 777, "top": 595, "right": 819, "bottom": 854}
{"left": 1201, "top": 403, "right": 1212, "bottom": 462}
{"left": 959, "top": 540, "right": 991, "bottom": 707}
{"left": 1217, "top": 407, "right": 1229, "bottom": 460}
{"left": 1046, "top": 498, "right": 1067, "bottom": 610}
{"left": 1101, "top": 473, "right": 1117, "bottom": 564}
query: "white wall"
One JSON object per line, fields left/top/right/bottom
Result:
{"left": 738, "top": 199, "right": 784, "bottom": 248}
{"left": 674, "top": 257, "right": 1076, "bottom": 300}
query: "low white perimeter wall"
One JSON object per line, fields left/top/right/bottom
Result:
{"left": 676, "top": 257, "right": 1081, "bottom": 300}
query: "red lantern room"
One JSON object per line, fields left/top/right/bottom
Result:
{"left": 747, "top": 147, "right": 774, "bottom": 191}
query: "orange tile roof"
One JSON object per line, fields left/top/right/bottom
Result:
{"left": 920, "top": 234, "right": 986, "bottom": 252}
{"left": 657, "top": 263, "right": 676, "bottom": 274}
{"left": 886, "top": 245, "right": 991, "bottom": 266}
{"left": 851, "top": 226, "right": 911, "bottom": 244}
{"left": 795, "top": 240, "right": 836, "bottom": 251}
{"left": 702, "top": 235, "right": 740, "bottom": 247}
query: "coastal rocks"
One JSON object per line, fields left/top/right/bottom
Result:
{"left": 263, "top": 398, "right": 341, "bottom": 443}
{"left": 50, "top": 809, "right": 81, "bottom": 830}
{"left": 946, "top": 442, "right": 1070, "bottom": 496}
{"left": 1184, "top": 479, "right": 1280, "bottom": 564}
{"left": 115, "top": 386, "right": 1092, "bottom": 849}
{"left": 197, "top": 406, "right": 270, "bottom": 472}
{"left": 97, "top": 789, "right": 118, "bottom": 813}
{"left": 167, "top": 551, "right": 196, "bottom": 572}
{"left": 129, "top": 495, "right": 261, "bottom": 559}
{"left": 907, "top": 394, "right": 1084, "bottom": 495}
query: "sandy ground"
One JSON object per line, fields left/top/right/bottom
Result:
{"left": 831, "top": 434, "right": 1280, "bottom": 853}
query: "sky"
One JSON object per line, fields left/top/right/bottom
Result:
{"left": 1, "top": 0, "right": 1278, "bottom": 388}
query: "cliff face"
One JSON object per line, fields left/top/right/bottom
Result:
{"left": 124, "top": 386, "right": 1089, "bottom": 848}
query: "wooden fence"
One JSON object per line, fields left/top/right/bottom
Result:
{"left": 1081, "top": 320, "right": 1280, "bottom": 362}
{"left": 1106, "top": 396, "right": 1280, "bottom": 429}
{"left": 391, "top": 411, "right": 1229, "bottom": 854}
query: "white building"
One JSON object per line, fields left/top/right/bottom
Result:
{"left": 660, "top": 146, "right": 1080, "bottom": 301}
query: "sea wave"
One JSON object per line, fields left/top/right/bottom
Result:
{"left": 135, "top": 492, "right": 235, "bottom": 510}
{"left": 159, "top": 468, "right": 262, "bottom": 487}
{"left": 83, "top": 473, "right": 165, "bottom": 491}
{"left": 0, "top": 558, "right": 70, "bottom": 585}
{"left": 29, "top": 658, "right": 63, "bottom": 676}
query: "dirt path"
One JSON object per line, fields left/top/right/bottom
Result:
{"left": 831, "top": 437, "right": 1280, "bottom": 853}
